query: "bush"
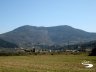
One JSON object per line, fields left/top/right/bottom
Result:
{"left": 89, "top": 48, "right": 96, "bottom": 56}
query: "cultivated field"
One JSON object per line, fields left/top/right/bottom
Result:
{"left": 0, "top": 54, "right": 96, "bottom": 72}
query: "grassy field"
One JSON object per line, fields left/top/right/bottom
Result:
{"left": 0, "top": 54, "right": 96, "bottom": 72}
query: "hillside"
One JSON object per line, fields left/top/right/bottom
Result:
{"left": 0, "top": 38, "right": 18, "bottom": 48}
{"left": 0, "top": 25, "right": 96, "bottom": 48}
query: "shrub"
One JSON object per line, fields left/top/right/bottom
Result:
{"left": 89, "top": 48, "right": 96, "bottom": 56}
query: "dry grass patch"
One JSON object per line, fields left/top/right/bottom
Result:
{"left": 0, "top": 55, "right": 96, "bottom": 72}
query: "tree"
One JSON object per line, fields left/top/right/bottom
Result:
{"left": 89, "top": 48, "right": 96, "bottom": 56}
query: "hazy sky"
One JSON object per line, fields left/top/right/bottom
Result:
{"left": 0, "top": 0, "right": 96, "bottom": 34}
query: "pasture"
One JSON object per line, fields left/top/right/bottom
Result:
{"left": 0, "top": 54, "right": 96, "bottom": 72}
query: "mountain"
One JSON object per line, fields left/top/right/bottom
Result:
{"left": 0, "top": 25, "right": 96, "bottom": 48}
{"left": 0, "top": 38, "right": 18, "bottom": 48}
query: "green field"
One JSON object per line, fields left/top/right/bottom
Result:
{"left": 0, "top": 54, "right": 96, "bottom": 72}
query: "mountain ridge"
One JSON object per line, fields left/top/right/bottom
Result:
{"left": 0, "top": 25, "right": 96, "bottom": 48}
